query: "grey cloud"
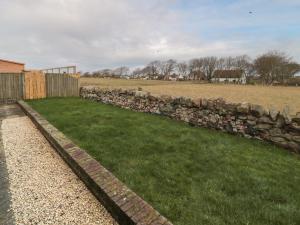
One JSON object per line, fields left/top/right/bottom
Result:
{"left": 0, "top": 0, "right": 299, "bottom": 71}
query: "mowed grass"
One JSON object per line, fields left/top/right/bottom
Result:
{"left": 27, "top": 98, "right": 300, "bottom": 225}
{"left": 80, "top": 78, "right": 300, "bottom": 114}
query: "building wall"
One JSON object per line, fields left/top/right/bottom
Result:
{"left": 0, "top": 61, "right": 24, "bottom": 73}
{"left": 212, "top": 77, "right": 246, "bottom": 84}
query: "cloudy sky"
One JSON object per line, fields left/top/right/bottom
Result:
{"left": 0, "top": 0, "right": 299, "bottom": 71}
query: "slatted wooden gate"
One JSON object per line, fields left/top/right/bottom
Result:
{"left": 0, "top": 73, "right": 24, "bottom": 104}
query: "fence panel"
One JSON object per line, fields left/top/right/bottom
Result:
{"left": 0, "top": 73, "right": 24, "bottom": 104}
{"left": 1, "top": 73, "right": 79, "bottom": 103}
{"left": 45, "top": 73, "right": 79, "bottom": 97}
{"left": 24, "top": 71, "right": 46, "bottom": 100}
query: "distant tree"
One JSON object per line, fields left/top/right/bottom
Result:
{"left": 132, "top": 68, "right": 142, "bottom": 78}
{"left": 100, "top": 69, "right": 113, "bottom": 76}
{"left": 147, "top": 61, "right": 161, "bottom": 79}
{"left": 254, "top": 51, "right": 300, "bottom": 84}
{"left": 219, "top": 56, "right": 235, "bottom": 69}
{"left": 82, "top": 72, "right": 91, "bottom": 77}
{"left": 140, "top": 66, "right": 152, "bottom": 77}
{"left": 160, "top": 59, "right": 177, "bottom": 80}
{"left": 202, "top": 56, "right": 219, "bottom": 81}
{"left": 188, "top": 58, "right": 205, "bottom": 80}
{"left": 177, "top": 62, "right": 189, "bottom": 78}
{"left": 283, "top": 62, "right": 300, "bottom": 77}
{"left": 113, "top": 66, "right": 130, "bottom": 76}
{"left": 233, "top": 55, "right": 254, "bottom": 77}
{"left": 92, "top": 71, "right": 102, "bottom": 77}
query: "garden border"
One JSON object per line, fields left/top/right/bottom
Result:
{"left": 17, "top": 100, "right": 172, "bottom": 225}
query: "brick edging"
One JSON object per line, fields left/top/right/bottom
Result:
{"left": 18, "top": 100, "right": 172, "bottom": 225}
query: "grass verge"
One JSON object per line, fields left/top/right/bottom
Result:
{"left": 27, "top": 97, "right": 300, "bottom": 225}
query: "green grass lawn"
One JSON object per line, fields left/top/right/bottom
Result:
{"left": 27, "top": 98, "right": 300, "bottom": 225}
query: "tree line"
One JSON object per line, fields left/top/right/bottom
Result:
{"left": 83, "top": 51, "right": 300, "bottom": 85}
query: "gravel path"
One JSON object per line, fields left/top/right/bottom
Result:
{"left": 0, "top": 119, "right": 15, "bottom": 225}
{"left": 2, "top": 115, "right": 116, "bottom": 225}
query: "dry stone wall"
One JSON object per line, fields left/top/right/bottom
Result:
{"left": 80, "top": 86, "right": 300, "bottom": 153}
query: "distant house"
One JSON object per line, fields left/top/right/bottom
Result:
{"left": 212, "top": 69, "right": 246, "bottom": 84}
{"left": 178, "top": 74, "right": 186, "bottom": 81}
{"left": 189, "top": 71, "right": 206, "bottom": 80}
{"left": 0, "top": 59, "right": 25, "bottom": 73}
{"left": 168, "top": 73, "right": 178, "bottom": 81}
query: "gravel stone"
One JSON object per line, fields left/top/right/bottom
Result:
{"left": 2, "top": 116, "right": 116, "bottom": 225}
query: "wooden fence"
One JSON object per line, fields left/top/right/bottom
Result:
{"left": 45, "top": 73, "right": 79, "bottom": 97}
{"left": 0, "top": 73, "right": 24, "bottom": 104}
{"left": 24, "top": 71, "right": 46, "bottom": 99}
{"left": 0, "top": 72, "right": 79, "bottom": 103}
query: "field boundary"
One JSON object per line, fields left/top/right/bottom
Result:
{"left": 80, "top": 87, "right": 300, "bottom": 153}
{"left": 18, "top": 100, "right": 172, "bottom": 225}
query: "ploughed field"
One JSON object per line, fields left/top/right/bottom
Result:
{"left": 80, "top": 78, "right": 300, "bottom": 115}
{"left": 27, "top": 98, "right": 300, "bottom": 225}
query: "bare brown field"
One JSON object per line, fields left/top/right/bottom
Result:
{"left": 80, "top": 78, "right": 300, "bottom": 114}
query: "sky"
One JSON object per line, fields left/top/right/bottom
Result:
{"left": 0, "top": 0, "right": 299, "bottom": 72}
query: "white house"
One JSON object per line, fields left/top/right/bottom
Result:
{"left": 212, "top": 69, "right": 246, "bottom": 84}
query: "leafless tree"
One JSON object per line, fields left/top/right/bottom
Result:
{"left": 160, "top": 59, "right": 176, "bottom": 80}
{"left": 101, "top": 69, "right": 113, "bottom": 75}
{"left": 218, "top": 57, "right": 235, "bottom": 69}
{"left": 177, "top": 62, "right": 189, "bottom": 78}
{"left": 141, "top": 66, "right": 152, "bottom": 77}
{"left": 254, "top": 51, "right": 299, "bottom": 84}
{"left": 83, "top": 72, "right": 91, "bottom": 77}
{"left": 189, "top": 58, "right": 205, "bottom": 80}
{"left": 87, "top": 51, "right": 299, "bottom": 84}
{"left": 132, "top": 68, "right": 142, "bottom": 78}
{"left": 233, "top": 55, "right": 254, "bottom": 77}
{"left": 147, "top": 61, "right": 161, "bottom": 79}
{"left": 113, "top": 66, "right": 130, "bottom": 76}
{"left": 91, "top": 69, "right": 112, "bottom": 77}
{"left": 278, "top": 62, "right": 300, "bottom": 83}
{"left": 202, "top": 56, "right": 219, "bottom": 81}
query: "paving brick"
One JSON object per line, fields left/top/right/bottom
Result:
{"left": 125, "top": 200, "right": 145, "bottom": 219}
{"left": 71, "top": 149, "right": 85, "bottom": 159}
{"left": 102, "top": 178, "right": 118, "bottom": 191}
{"left": 114, "top": 190, "right": 135, "bottom": 206}
{"left": 64, "top": 146, "right": 79, "bottom": 155}
{"left": 107, "top": 186, "right": 124, "bottom": 199}
{"left": 84, "top": 161, "right": 102, "bottom": 174}
{"left": 76, "top": 155, "right": 93, "bottom": 167}
{"left": 112, "top": 188, "right": 132, "bottom": 204}
{"left": 130, "top": 202, "right": 149, "bottom": 223}
{"left": 117, "top": 193, "right": 136, "bottom": 209}
{"left": 138, "top": 208, "right": 161, "bottom": 225}
{"left": 63, "top": 143, "right": 76, "bottom": 149}
{"left": 149, "top": 215, "right": 169, "bottom": 225}
{"left": 121, "top": 195, "right": 140, "bottom": 213}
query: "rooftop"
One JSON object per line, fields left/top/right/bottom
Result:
{"left": 213, "top": 69, "right": 243, "bottom": 79}
{"left": 0, "top": 59, "right": 25, "bottom": 65}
